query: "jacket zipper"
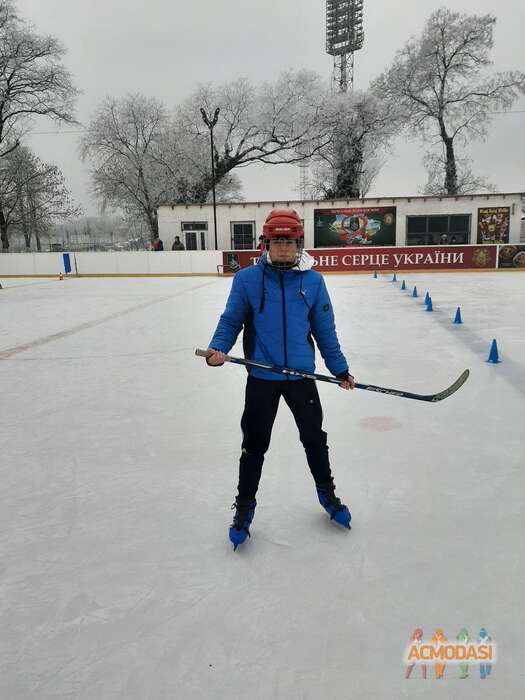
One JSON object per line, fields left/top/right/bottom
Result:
{"left": 279, "top": 272, "right": 288, "bottom": 377}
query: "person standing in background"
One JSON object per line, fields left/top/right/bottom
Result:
{"left": 172, "top": 236, "right": 185, "bottom": 251}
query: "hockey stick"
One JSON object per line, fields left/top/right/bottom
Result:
{"left": 195, "top": 349, "right": 469, "bottom": 403}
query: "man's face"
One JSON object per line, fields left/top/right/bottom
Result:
{"left": 269, "top": 237, "right": 298, "bottom": 264}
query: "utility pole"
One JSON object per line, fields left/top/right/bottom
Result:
{"left": 200, "top": 107, "right": 221, "bottom": 250}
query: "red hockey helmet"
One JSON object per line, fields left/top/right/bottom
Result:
{"left": 262, "top": 209, "right": 303, "bottom": 240}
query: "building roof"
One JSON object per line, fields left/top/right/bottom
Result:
{"left": 160, "top": 192, "right": 524, "bottom": 209}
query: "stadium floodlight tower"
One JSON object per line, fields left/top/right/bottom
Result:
{"left": 326, "top": 0, "right": 364, "bottom": 92}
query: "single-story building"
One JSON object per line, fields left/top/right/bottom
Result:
{"left": 158, "top": 192, "right": 523, "bottom": 251}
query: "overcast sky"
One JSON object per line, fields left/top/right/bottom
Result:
{"left": 16, "top": 0, "right": 525, "bottom": 214}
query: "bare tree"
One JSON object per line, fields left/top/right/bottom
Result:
{"left": 0, "top": 0, "right": 78, "bottom": 249}
{"left": 421, "top": 152, "right": 497, "bottom": 196}
{"left": 304, "top": 91, "right": 395, "bottom": 199}
{"left": 372, "top": 7, "right": 525, "bottom": 195}
{"left": 82, "top": 74, "right": 327, "bottom": 239}
{"left": 0, "top": 146, "right": 81, "bottom": 250}
{"left": 149, "top": 117, "right": 243, "bottom": 205}
{"left": 176, "top": 69, "right": 332, "bottom": 199}
{"left": 80, "top": 94, "right": 203, "bottom": 241}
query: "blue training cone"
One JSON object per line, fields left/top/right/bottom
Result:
{"left": 392, "top": 273, "right": 397, "bottom": 282}
{"left": 487, "top": 339, "right": 500, "bottom": 363}
{"left": 373, "top": 270, "right": 377, "bottom": 279}
{"left": 424, "top": 291, "right": 430, "bottom": 304}
{"left": 454, "top": 307, "right": 463, "bottom": 324}
{"left": 426, "top": 297, "right": 433, "bottom": 312}
{"left": 412, "top": 286, "right": 418, "bottom": 298}
{"left": 401, "top": 279, "right": 406, "bottom": 291}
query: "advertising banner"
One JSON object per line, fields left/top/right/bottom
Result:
{"left": 314, "top": 207, "right": 396, "bottom": 247}
{"left": 477, "top": 208, "right": 510, "bottom": 244}
{"left": 497, "top": 244, "right": 525, "bottom": 269}
{"left": 222, "top": 246, "right": 497, "bottom": 273}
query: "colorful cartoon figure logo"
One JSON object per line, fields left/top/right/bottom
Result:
{"left": 479, "top": 628, "right": 492, "bottom": 679}
{"left": 405, "top": 626, "right": 494, "bottom": 680}
{"left": 457, "top": 627, "right": 470, "bottom": 679}
{"left": 405, "top": 628, "right": 427, "bottom": 679}
{"left": 432, "top": 628, "right": 448, "bottom": 679}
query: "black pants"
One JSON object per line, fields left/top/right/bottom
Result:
{"left": 237, "top": 376, "right": 333, "bottom": 500}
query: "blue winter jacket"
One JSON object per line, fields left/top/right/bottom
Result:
{"left": 209, "top": 253, "right": 349, "bottom": 381}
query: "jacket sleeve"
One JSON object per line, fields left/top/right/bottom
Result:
{"left": 208, "top": 273, "right": 250, "bottom": 353}
{"left": 310, "top": 276, "right": 349, "bottom": 376}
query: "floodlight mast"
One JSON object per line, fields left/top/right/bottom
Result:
{"left": 326, "top": 0, "right": 364, "bottom": 93}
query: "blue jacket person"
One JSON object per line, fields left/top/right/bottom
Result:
{"left": 205, "top": 210, "right": 354, "bottom": 549}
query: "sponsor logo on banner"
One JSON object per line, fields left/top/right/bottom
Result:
{"left": 498, "top": 244, "right": 525, "bottom": 269}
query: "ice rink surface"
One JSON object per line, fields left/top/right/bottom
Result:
{"left": 1, "top": 271, "right": 524, "bottom": 699}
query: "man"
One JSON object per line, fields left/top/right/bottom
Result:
{"left": 172, "top": 236, "right": 185, "bottom": 251}
{"left": 205, "top": 209, "right": 355, "bottom": 550}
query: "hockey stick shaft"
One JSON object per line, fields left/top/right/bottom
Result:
{"left": 195, "top": 349, "right": 469, "bottom": 403}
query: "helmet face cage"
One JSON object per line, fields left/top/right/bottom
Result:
{"left": 265, "top": 235, "right": 304, "bottom": 270}
{"left": 262, "top": 209, "right": 304, "bottom": 271}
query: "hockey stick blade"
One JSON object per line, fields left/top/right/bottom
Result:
{"left": 358, "top": 369, "right": 470, "bottom": 402}
{"left": 195, "top": 349, "right": 469, "bottom": 403}
{"left": 427, "top": 368, "right": 470, "bottom": 402}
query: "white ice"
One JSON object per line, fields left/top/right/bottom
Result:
{"left": 1, "top": 271, "right": 524, "bottom": 699}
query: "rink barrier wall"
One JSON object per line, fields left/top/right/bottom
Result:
{"left": 0, "top": 251, "right": 222, "bottom": 277}
{"left": 1, "top": 245, "right": 524, "bottom": 277}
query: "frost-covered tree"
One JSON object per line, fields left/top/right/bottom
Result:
{"left": 0, "top": 146, "right": 80, "bottom": 250}
{"left": 372, "top": 7, "right": 525, "bottom": 195}
{"left": 176, "top": 69, "right": 332, "bottom": 197}
{"left": 81, "top": 94, "right": 242, "bottom": 241}
{"left": 421, "top": 152, "right": 497, "bottom": 196}
{"left": 304, "top": 92, "right": 395, "bottom": 199}
{"left": 0, "top": 0, "right": 78, "bottom": 248}
{"left": 80, "top": 95, "right": 170, "bottom": 240}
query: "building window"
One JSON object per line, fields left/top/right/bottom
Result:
{"left": 231, "top": 221, "right": 255, "bottom": 250}
{"left": 406, "top": 215, "right": 471, "bottom": 245}
{"left": 181, "top": 221, "right": 208, "bottom": 231}
{"left": 181, "top": 222, "right": 208, "bottom": 250}
{"left": 183, "top": 231, "right": 195, "bottom": 250}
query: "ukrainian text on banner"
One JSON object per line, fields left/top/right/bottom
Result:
{"left": 222, "top": 246, "right": 497, "bottom": 273}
